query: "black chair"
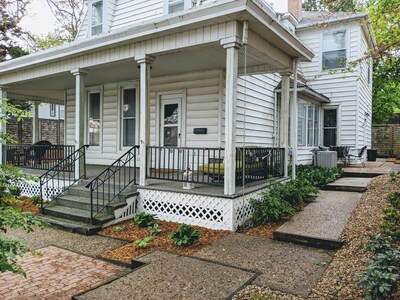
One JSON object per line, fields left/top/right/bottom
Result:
{"left": 30, "top": 141, "right": 52, "bottom": 165}
{"left": 346, "top": 146, "right": 367, "bottom": 167}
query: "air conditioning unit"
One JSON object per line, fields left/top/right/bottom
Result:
{"left": 316, "top": 151, "right": 338, "bottom": 168}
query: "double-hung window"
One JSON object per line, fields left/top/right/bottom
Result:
{"left": 91, "top": 1, "right": 103, "bottom": 36}
{"left": 165, "top": 0, "right": 191, "bottom": 14}
{"left": 297, "top": 101, "right": 307, "bottom": 146}
{"left": 121, "top": 88, "right": 137, "bottom": 147}
{"left": 322, "top": 30, "right": 347, "bottom": 70}
{"left": 298, "top": 101, "right": 320, "bottom": 147}
{"left": 88, "top": 91, "right": 101, "bottom": 146}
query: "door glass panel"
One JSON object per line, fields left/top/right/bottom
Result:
{"left": 164, "top": 127, "right": 178, "bottom": 146}
{"left": 123, "top": 118, "right": 135, "bottom": 146}
{"left": 323, "top": 109, "right": 337, "bottom": 147}
{"left": 164, "top": 104, "right": 178, "bottom": 125}
{"left": 323, "top": 109, "right": 337, "bottom": 127}
{"left": 122, "top": 88, "right": 136, "bottom": 147}
{"left": 324, "top": 129, "right": 337, "bottom": 147}
{"left": 89, "top": 92, "right": 101, "bottom": 146}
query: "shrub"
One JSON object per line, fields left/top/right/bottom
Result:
{"left": 131, "top": 212, "right": 157, "bottom": 228}
{"left": 148, "top": 224, "right": 161, "bottom": 236}
{"left": 134, "top": 236, "right": 154, "bottom": 249}
{"left": 294, "top": 165, "right": 342, "bottom": 188}
{"left": 365, "top": 234, "right": 394, "bottom": 254}
{"left": 389, "top": 171, "right": 398, "bottom": 182}
{"left": 387, "top": 192, "right": 400, "bottom": 209}
{"left": 169, "top": 224, "right": 201, "bottom": 247}
{"left": 30, "top": 195, "right": 41, "bottom": 206}
{"left": 380, "top": 207, "right": 400, "bottom": 241}
{"left": 8, "top": 186, "right": 21, "bottom": 197}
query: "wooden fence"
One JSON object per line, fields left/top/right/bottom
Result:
{"left": 372, "top": 124, "right": 400, "bottom": 157}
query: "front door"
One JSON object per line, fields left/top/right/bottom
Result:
{"left": 160, "top": 94, "right": 182, "bottom": 147}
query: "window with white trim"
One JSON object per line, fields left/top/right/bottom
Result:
{"left": 297, "top": 101, "right": 307, "bottom": 146}
{"left": 121, "top": 88, "right": 137, "bottom": 147}
{"left": 298, "top": 101, "right": 320, "bottom": 147}
{"left": 322, "top": 30, "right": 347, "bottom": 70}
{"left": 165, "top": 0, "right": 191, "bottom": 14}
{"left": 88, "top": 91, "right": 101, "bottom": 146}
{"left": 91, "top": 1, "right": 103, "bottom": 35}
{"left": 50, "top": 104, "right": 56, "bottom": 117}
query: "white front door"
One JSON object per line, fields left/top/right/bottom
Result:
{"left": 160, "top": 94, "right": 182, "bottom": 147}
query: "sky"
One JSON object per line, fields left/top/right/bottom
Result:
{"left": 19, "top": 0, "right": 58, "bottom": 36}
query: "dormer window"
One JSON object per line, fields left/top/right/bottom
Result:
{"left": 91, "top": 1, "right": 103, "bottom": 35}
{"left": 165, "top": 0, "right": 192, "bottom": 14}
{"left": 322, "top": 30, "right": 347, "bottom": 70}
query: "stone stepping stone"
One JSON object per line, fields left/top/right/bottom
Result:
{"left": 274, "top": 190, "right": 362, "bottom": 249}
{"left": 194, "top": 233, "right": 331, "bottom": 297}
{"left": 74, "top": 250, "right": 257, "bottom": 300}
{"left": 323, "top": 177, "right": 372, "bottom": 192}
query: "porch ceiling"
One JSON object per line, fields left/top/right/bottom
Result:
{"left": 5, "top": 43, "right": 283, "bottom": 102}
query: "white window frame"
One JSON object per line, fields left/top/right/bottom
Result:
{"left": 298, "top": 100, "right": 321, "bottom": 148}
{"left": 90, "top": 0, "right": 104, "bottom": 36}
{"left": 297, "top": 100, "right": 307, "bottom": 146}
{"left": 321, "top": 29, "right": 348, "bottom": 71}
{"left": 163, "top": 0, "right": 192, "bottom": 15}
{"left": 119, "top": 84, "right": 139, "bottom": 151}
{"left": 322, "top": 106, "right": 340, "bottom": 147}
{"left": 87, "top": 87, "right": 103, "bottom": 150}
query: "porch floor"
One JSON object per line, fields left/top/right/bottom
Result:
{"left": 21, "top": 164, "right": 280, "bottom": 198}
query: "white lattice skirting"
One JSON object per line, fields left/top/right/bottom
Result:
{"left": 137, "top": 188, "right": 268, "bottom": 231}
{"left": 13, "top": 180, "right": 72, "bottom": 200}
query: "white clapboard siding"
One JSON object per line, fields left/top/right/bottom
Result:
{"left": 65, "top": 69, "right": 222, "bottom": 165}
{"left": 298, "top": 23, "right": 362, "bottom": 148}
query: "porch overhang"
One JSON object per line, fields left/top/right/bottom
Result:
{"left": 0, "top": 0, "right": 314, "bottom": 102}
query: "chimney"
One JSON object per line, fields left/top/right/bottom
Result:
{"left": 288, "top": 0, "right": 302, "bottom": 21}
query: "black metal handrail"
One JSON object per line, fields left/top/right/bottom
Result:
{"left": 147, "top": 146, "right": 225, "bottom": 184}
{"left": 236, "top": 147, "right": 285, "bottom": 184}
{"left": 4, "top": 144, "right": 75, "bottom": 170}
{"left": 39, "top": 145, "right": 88, "bottom": 211}
{"left": 85, "top": 145, "right": 139, "bottom": 223}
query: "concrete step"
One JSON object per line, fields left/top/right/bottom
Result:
{"left": 273, "top": 190, "right": 362, "bottom": 249}
{"left": 53, "top": 194, "right": 127, "bottom": 215}
{"left": 322, "top": 177, "right": 371, "bottom": 192}
{"left": 43, "top": 204, "right": 114, "bottom": 225}
{"left": 39, "top": 215, "right": 103, "bottom": 235}
{"left": 67, "top": 183, "right": 138, "bottom": 200}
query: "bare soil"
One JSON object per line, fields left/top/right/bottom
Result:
{"left": 99, "top": 219, "right": 229, "bottom": 263}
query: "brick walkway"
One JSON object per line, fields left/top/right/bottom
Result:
{"left": 0, "top": 246, "right": 129, "bottom": 300}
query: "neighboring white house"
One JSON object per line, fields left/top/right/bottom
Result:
{"left": 0, "top": 0, "right": 375, "bottom": 231}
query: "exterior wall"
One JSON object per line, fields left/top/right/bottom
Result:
{"left": 7, "top": 118, "right": 33, "bottom": 144}
{"left": 297, "top": 22, "right": 362, "bottom": 148}
{"left": 66, "top": 69, "right": 222, "bottom": 165}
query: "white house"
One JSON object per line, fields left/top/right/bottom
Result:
{"left": 0, "top": 0, "right": 375, "bottom": 232}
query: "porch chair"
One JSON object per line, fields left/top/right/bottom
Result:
{"left": 345, "top": 146, "right": 367, "bottom": 167}
{"left": 29, "top": 141, "right": 52, "bottom": 165}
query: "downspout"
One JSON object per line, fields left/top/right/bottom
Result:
{"left": 291, "top": 58, "right": 299, "bottom": 180}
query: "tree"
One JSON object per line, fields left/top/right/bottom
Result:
{"left": 0, "top": 98, "right": 48, "bottom": 276}
{"left": 28, "top": 32, "right": 65, "bottom": 52}
{"left": 303, "top": 0, "right": 357, "bottom": 12}
{"left": 46, "top": 0, "right": 85, "bottom": 41}
{"left": 0, "top": 0, "right": 31, "bottom": 61}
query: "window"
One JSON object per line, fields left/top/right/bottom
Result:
{"left": 60, "top": 107, "right": 65, "bottom": 119}
{"left": 88, "top": 92, "right": 101, "bottom": 146}
{"left": 50, "top": 104, "right": 56, "bottom": 117}
{"left": 165, "top": 0, "right": 191, "bottom": 14}
{"left": 323, "top": 109, "right": 337, "bottom": 147}
{"left": 91, "top": 1, "right": 103, "bottom": 35}
{"left": 314, "top": 106, "right": 319, "bottom": 145}
{"left": 121, "top": 88, "right": 137, "bottom": 147}
{"left": 322, "top": 30, "right": 346, "bottom": 70}
{"left": 297, "top": 101, "right": 307, "bottom": 146}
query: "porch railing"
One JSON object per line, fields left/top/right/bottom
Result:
{"left": 146, "top": 146, "right": 285, "bottom": 185}
{"left": 147, "top": 146, "right": 225, "bottom": 184}
{"left": 39, "top": 145, "right": 88, "bottom": 211}
{"left": 4, "top": 144, "right": 75, "bottom": 170}
{"left": 85, "top": 145, "right": 139, "bottom": 223}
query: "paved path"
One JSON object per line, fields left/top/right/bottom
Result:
{"left": 0, "top": 246, "right": 129, "bottom": 300}
{"left": 75, "top": 250, "right": 257, "bottom": 300}
{"left": 324, "top": 177, "right": 372, "bottom": 192}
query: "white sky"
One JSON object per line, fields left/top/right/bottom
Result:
{"left": 19, "top": 0, "right": 58, "bottom": 36}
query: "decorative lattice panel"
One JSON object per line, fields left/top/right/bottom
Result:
{"left": 233, "top": 189, "right": 266, "bottom": 230}
{"left": 13, "top": 180, "right": 71, "bottom": 200}
{"left": 137, "top": 189, "right": 234, "bottom": 230}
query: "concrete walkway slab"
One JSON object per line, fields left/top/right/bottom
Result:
{"left": 0, "top": 246, "right": 129, "bottom": 300}
{"left": 74, "top": 250, "right": 257, "bottom": 300}
{"left": 194, "top": 234, "right": 331, "bottom": 297}
{"left": 274, "top": 190, "right": 362, "bottom": 249}
{"left": 324, "top": 177, "right": 371, "bottom": 192}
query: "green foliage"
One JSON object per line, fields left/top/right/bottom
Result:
{"left": 0, "top": 206, "right": 48, "bottom": 276}
{"left": 380, "top": 207, "right": 400, "bottom": 240}
{"left": 303, "top": 0, "right": 357, "bottom": 12}
{"left": 365, "top": 234, "right": 394, "bottom": 253}
{"left": 389, "top": 171, "right": 398, "bottom": 182}
{"left": 113, "top": 226, "right": 124, "bottom": 232}
{"left": 134, "top": 236, "right": 154, "bottom": 249}
{"left": 387, "top": 192, "right": 400, "bottom": 209}
{"left": 251, "top": 178, "right": 318, "bottom": 225}
{"left": 294, "top": 165, "right": 342, "bottom": 188}
{"left": 131, "top": 212, "right": 157, "bottom": 228}
{"left": 169, "top": 224, "right": 201, "bottom": 247}
{"left": 28, "top": 32, "right": 65, "bottom": 52}
{"left": 8, "top": 186, "right": 21, "bottom": 197}
{"left": 30, "top": 195, "right": 41, "bottom": 206}
{"left": 148, "top": 224, "right": 161, "bottom": 236}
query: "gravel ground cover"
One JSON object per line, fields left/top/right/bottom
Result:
{"left": 234, "top": 174, "right": 400, "bottom": 300}
{"left": 100, "top": 219, "right": 229, "bottom": 263}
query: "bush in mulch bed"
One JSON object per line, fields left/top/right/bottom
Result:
{"left": 0, "top": 195, "right": 39, "bottom": 214}
{"left": 99, "top": 219, "right": 228, "bottom": 264}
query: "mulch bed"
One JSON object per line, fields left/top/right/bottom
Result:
{"left": 99, "top": 219, "right": 229, "bottom": 264}
{"left": 239, "top": 222, "right": 283, "bottom": 239}
{"left": 16, "top": 196, "right": 39, "bottom": 214}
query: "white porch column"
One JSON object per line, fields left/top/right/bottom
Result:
{"left": 71, "top": 68, "right": 88, "bottom": 180}
{"left": 31, "top": 102, "right": 39, "bottom": 144}
{"left": 222, "top": 39, "right": 240, "bottom": 196}
{"left": 280, "top": 73, "right": 290, "bottom": 178}
{"left": 0, "top": 87, "right": 7, "bottom": 164}
{"left": 291, "top": 59, "right": 299, "bottom": 180}
{"left": 137, "top": 55, "right": 154, "bottom": 186}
